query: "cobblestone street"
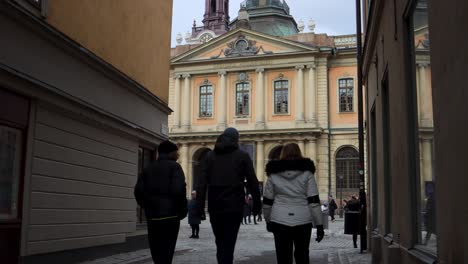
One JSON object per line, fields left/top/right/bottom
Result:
{"left": 80, "top": 218, "right": 371, "bottom": 264}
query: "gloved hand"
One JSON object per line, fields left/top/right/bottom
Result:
{"left": 266, "top": 222, "right": 273, "bottom": 233}
{"left": 316, "top": 225, "right": 324, "bottom": 243}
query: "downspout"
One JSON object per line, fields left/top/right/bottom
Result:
{"left": 327, "top": 61, "right": 332, "bottom": 197}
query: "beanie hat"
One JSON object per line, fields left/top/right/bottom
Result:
{"left": 222, "top": 127, "right": 240, "bottom": 143}
{"left": 158, "top": 140, "right": 178, "bottom": 154}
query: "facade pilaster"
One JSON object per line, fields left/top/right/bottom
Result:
{"left": 217, "top": 71, "right": 227, "bottom": 130}
{"left": 306, "top": 64, "right": 317, "bottom": 125}
{"left": 297, "top": 140, "right": 305, "bottom": 156}
{"left": 173, "top": 74, "right": 182, "bottom": 128}
{"left": 256, "top": 140, "right": 265, "bottom": 182}
{"left": 255, "top": 68, "right": 265, "bottom": 129}
{"left": 418, "top": 64, "right": 433, "bottom": 127}
{"left": 181, "top": 74, "right": 192, "bottom": 130}
{"left": 295, "top": 65, "right": 305, "bottom": 124}
{"left": 180, "top": 143, "right": 190, "bottom": 192}
{"left": 306, "top": 138, "right": 318, "bottom": 163}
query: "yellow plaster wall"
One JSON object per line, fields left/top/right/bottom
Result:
{"left": 47, "top": 0, "right": 173, "bottom": 102}
{"left": 329, "top": 66, "right": 358, "bottom": 127}
{"left": 191, "top": 75, "right": 218, "bottom": 125}
{"left": 266, "top": 69, "right": 296, "bottom": 122}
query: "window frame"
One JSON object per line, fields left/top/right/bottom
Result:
{"left": 198, "top": 84, "right": 214, "bottom": 118}
{"left": 337, "top": 77, "right": 355, "bottom": 113}
{"left": 335, "top": 146, "right": 360, "bottom": 191}
{"left": 272, "top": 79, "right": 290, "bottom": 115}
{"left": 235, "top": 81, "right": 251, "bottom": 117}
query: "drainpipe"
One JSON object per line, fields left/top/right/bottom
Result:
{"left": 356, "top": 0, "right": 368, "bottom": 252}
{"left": 327, "top": 62, "right": 332, "bottom": 198}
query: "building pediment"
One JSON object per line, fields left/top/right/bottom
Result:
{"left": 171, "top": 28, "right": 318, "bottom": 64}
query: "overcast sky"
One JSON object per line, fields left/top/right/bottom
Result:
{"left": 171, "top": 0, "right": 356, "bottom": 46}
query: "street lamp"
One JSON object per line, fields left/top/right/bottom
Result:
{"left": 339, "top": 174, "right": 344, "bottom": 218}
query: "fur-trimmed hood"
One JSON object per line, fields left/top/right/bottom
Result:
{"left": 265, "top": 158, "right": 316, "bottom": 177}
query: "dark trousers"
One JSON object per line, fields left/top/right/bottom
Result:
{"left": 147, "top": 218, "right": 180, "bottom": 264}
{"left": 271, "top": 222, "right": 313, "bottom": 264}
{"left": 210, "top": 212, "right": 243, "bottom": 264}
{"left": 190, "top": 224, "right": 200, "bottom": 236}
{"left": 352, "top": 233, "right": 358, "bottom": 247}
{"left": 330, "top": 210, "right": 335, "bottom": 221}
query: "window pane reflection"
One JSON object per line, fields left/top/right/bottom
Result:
{"left": 413, "top": 0, "right": 436, "bottom": 252}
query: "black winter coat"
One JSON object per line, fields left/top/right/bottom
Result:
{"left": 196, "top": 134, "right": 261, "bottom": 215}
{"left": 134, "top": 155, "right": 187, "bottom": 220}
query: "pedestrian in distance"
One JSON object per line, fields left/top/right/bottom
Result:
{"left": 344, "top": 195, "right": 360, "bottom": 248}
{"left": 328, "top": 195, "right": 338, "bottom": 222}
{"left": 243, "top": 195, "right": 250, "bottom": 225}
{"left": 188, "top": 190, "right": 202, "bottom": 239}
{"left": 196, "top": 127, "right": 261, "bottom": 264}
{"left": 134, "top": 140, "right": 187, "bottom": 264}
{"left": 247, "top": 194, "right": 257, "bottom": 224}
{"left": 263, "top": 143, "right": 324, "bottom": 264}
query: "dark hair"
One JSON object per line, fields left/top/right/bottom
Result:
{"left": 269, "top": 145, "right": 283, "bottom": 161}
{"left": 280, "top": 143, "right": 303, "bottom": 160}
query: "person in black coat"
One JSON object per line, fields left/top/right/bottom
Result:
{"left": 344, "top": 196, "right": 360, "bottom": 248}
{"left": 196, "top": 128, "right": 261, "bottom": 264}
{"left": 134, "top": 140, "right": 187, "bottom": 264}
{"left": 328, "top": 195, "right": 338, "bottom": 222}
{"left": 188, "top": 191, "right": 202, "bottom": 238}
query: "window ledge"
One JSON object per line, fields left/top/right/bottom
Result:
{"left": 235, "top": 116, "right": 250, "bottom": 119}
{"left": 197, "top": 116, "right": 214, "bottom": 120}
{"left": 339, "top": 111, "right": 356, "bottom": 114}
{"left": 408, "top": 246, "right": 437, "bottom": 264}
{"left": 272, "top": 113, "right": 290, "bottom": 116}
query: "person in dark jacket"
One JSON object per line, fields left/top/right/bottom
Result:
{"left": 188, "top": 191, "right": 201, "bottom": 238}
{"left": 344, "top": 195, "right": 360, "bottom": 248}
{"left": 328, "top": 195, "right": 338, "bottom": 222}
{"left": 134, "top": 140, "right": 187, "bottom": 264}
{"left": 196, "top": 128, "right": 261, "bottom": 264}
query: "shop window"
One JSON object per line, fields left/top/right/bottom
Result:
{"left": 410, "top": 0, "right": 436, "bottom": 253}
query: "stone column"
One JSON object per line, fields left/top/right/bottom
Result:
{"left": 421, "top": 138, "right": 433, "bottom": 182}
{"left": 173, "top": 74, "right": 182, "bottom": 128}
{"left": 297, "top": 140, "right": 305, "bottom": 155}
{"left": 306, "top": 64, "right": 317, "bottom": 124}
{"left": 181, "top": 74, "right": 192, "bottom": 130}
{"left": 418, "top": 64, "right": 433, "bottom": 127}
{"left": 306, "top": 138, "right": 318, "bottom": 163}
{"left": 295, "top": 65, "right": 305, "bottom": 124}
{"left": 217, "top": 71, "right": 227, "bottom": 130}
{"left": 256, "top": 140, "right": 265, "bottom": 182}
{"left": 255, "top": 68, "right": 265, "bottom": 129}
{"left": 180, "top": 143, "right": 190, "bottom": 191}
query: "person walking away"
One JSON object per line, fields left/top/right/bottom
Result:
{"left": 196, "top": 128, "right": 261, "bottom": 264}
{"left": 243, "top": 195, "right": 250, "bottom": 225}
{"left": 328, "top": 195, "right": 337, "bottom": 222}
{"left": 134, "top": 140, "right": 187, "bottom": 264}
{"left": 263, "top": 143, "right": 324, "bottom": 264}
{"left": 247, "top": 194, "right": 257, "bottom": 224}
{"left": 188, "top": 191, "right": 201, "bottom": 238}
{"left": 344, "top": 195, "right": 360, "bottom": 248}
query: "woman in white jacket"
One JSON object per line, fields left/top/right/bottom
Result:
{"left": 263, "top": 143, "right": 324, "bottom": 264}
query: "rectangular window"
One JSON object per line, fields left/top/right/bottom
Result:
{"left": 0, "top": 126, "right": 23, "bottom": 220}
{"left": 274, "top": 80, "right": 289, "bottom": 114}
{"left": 339, "top": 78, "right": 354, "bottom": 112}
{"left": 411, "top": 0, "right": 436, "bottom": 253}
{"left": 382, "top": 72, "right": 392, "bottom": 235}
{"left": 236, "top": 82, "right": 250, "bottom": 116}
{"left": 199, "top": 85, "right": 213, "bottom": 117}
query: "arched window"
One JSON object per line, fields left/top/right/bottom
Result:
{"left": 339, "top": 78, "right": 354, "bottom": 112}
{"left": 199, "top": 85, "right": 213, "bottom": 117}
{"left": 274, "top": 80, "right": 289, "bottom": 114}
{"left": 236, "top": 82, "right": 250, "bottom": 116}
{"left": 336, "top": 147, "right": 359, "bottom": 190}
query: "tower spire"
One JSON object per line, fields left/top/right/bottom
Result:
{"left": 202, "top": 0, "right": 230, "bottom": 35}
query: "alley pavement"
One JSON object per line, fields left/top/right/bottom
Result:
{"left": 80, "top": 217, "right": 371, "bottom": 264}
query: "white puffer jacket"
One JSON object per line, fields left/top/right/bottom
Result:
{"left": 263, "top": 158, "right": 323, "bottom": 227}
